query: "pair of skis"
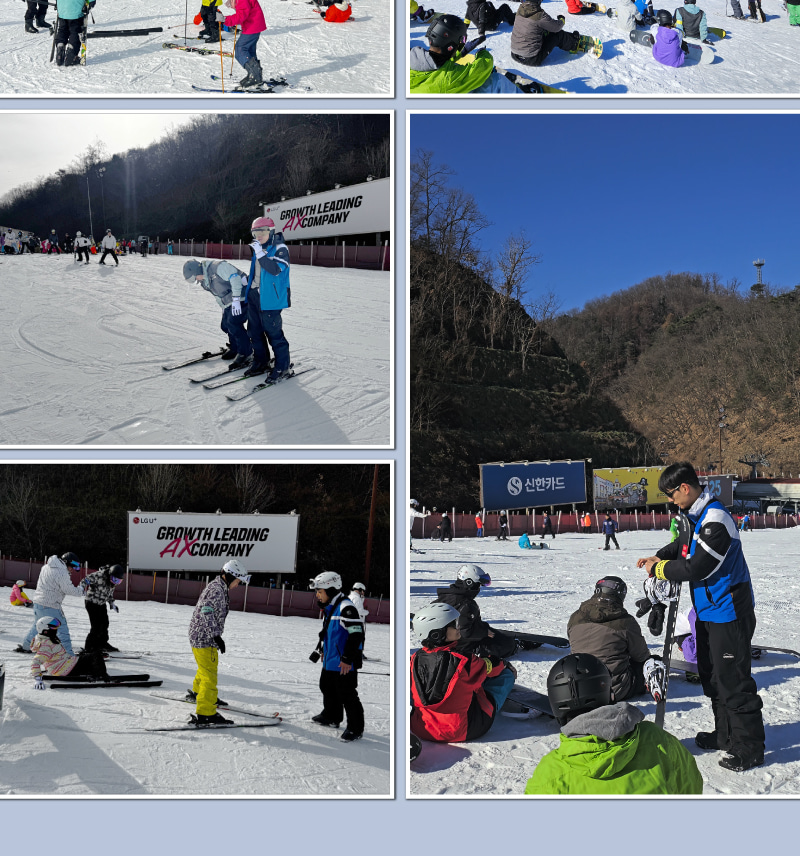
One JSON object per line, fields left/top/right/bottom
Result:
{"left": 43, "top": 673, "right": 161, "bottom": 689}
{"left": 146, "top": 691, "right": 282, "bottom": 731}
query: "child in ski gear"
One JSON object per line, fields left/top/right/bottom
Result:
{"left": 789, "top": 0, "right": 800, "bottom": 24}
{"left": 81, "top": 565, "right": 124, "bottom": 653}
{"left": 637, "top": 461, "right": 765, "bottom": 772}
{"left": 510, "top": 0, "right": 582, "bottom": 66}
{"left": 602, "top": 513, "right": 619, "bottom": 550}
{"left": 54, "top": 0, "right": 95, "bottom": 67}
{"left": 242, "top": 217, "right": 292, "bottom": 381}
{"left": 465, "top": 0, "right": 515, "bottom": 35}
{"left": 46, "top": 230, "right": 61, "bottom": 253}
{"left": 74, "top": 231, "right": 91, "bottom": 264}
{"left": 739, "top": 513, "right": 751, "bottom": 531}
{"left": 410, "top": 13, "right": 520, "bottom": 93}
{"left": 188, "top": 560, "right": 250, "bottom": 726}
{"left": 323, "top": 1, "right": 352, "bottom": 21}
{"left": 674, "top": 0, "right": 710, "bottom": 41}
{"left": 674, "top": 608, "right": 698, "bottom": 663}
{"left": 524, "top": 653, "right": 703, "bottom": 794}
{"left": 10, "top": 581, "right": 33, "bottom": 607}
{"left": 652, "top": 9, "right": 686, "bottom": 67}
{"left": 310, "top": 571, "right": 365, "bottom": 741}
{"left": 31, "top": 616, "right": 108, "bottom": 686}
{"left": 216, "top": 0, "right": 267, "bottom": 88}
{"left": 583, "top": 512, "right": 592, "bottom": 533}
{"left": 20, "top": 554, "right": 85, "bottom": 656}
{"left": 433, "top": 564, "right": 518, "bottom": 658}
{"left": 99, "top": 229, "right": 119, "bottom": 265}
{"left": 497, "top": 511, "right": 509, "bottom": 540}
{"left": 24, "top": 0, "right": 52, "bottom": 34}
{"left": 200, "top": 0, "right": 224, "bottom": 40}
{"left": 519, "top": 532, "right": 535, "bottom": 549}
{"left": 439, "top": 511, "right": 453, "bottom": 541}
{"left": 475, "top": 513, "right": 483, "bottom": 537}
{"left": 183, "top": 258, "right": 256, "bottom": 371}
{"left": 410, "top": 603, "right": 516, "bottom": 742}
{"left": 567, "top": 576, "right": 653, "bottom": 701}
{"left": 540, "top": 511, "right": 555, "bottom": 538}
{"left": 612, "top": 0, "right": 644, "bottom": 30}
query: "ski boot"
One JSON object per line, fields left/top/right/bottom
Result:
{"left": 312, "top": 713, "right": 341, "bottom": 727}
{"left": 241, "top": 56, "right": 263, "bottom": 88}
{"left": 64, "top": 44, "right": 78, "bottom": 66}
{"left": 243, "top": 360, "right": 270, "bottom": 378}
{"left": 340, "top": 729, "right": 363, "bottom": 742}
{"left": 37, "top": 18, "right": 54, "bottom": 33}
{"left": 192, "top": 712, "right": 234, "bottom": 727}
{"left": 55, "top": 43, "right": 66, "bottom": 66}
{"left": 25, "top": 23, "right": 39, "bottom": 34}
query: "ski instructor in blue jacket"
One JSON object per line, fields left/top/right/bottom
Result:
{"left": 637, "top": 461, "right": 764, "bottom": 773}
{"left": 242, "top": 216, "right": 292, "bottom": 381}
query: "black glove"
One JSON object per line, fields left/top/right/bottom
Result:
{"left": 702, "top": 38, "right": 713, "bottom": 44}
{"left": 214, "top": 635, "right": 226, "bottom": 654}
{"left": 648, "top": 602, "right": 666, "bottom": 636}
{"left": 635, "top": 597, "right": 652, "bottom": 619}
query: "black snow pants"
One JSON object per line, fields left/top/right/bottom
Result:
{"left": 84, "top": 601, "right": 110, "bottom": 652}
{"left": 696, "top": 610, "right": 765, "bottom": 763}
{"left": 319, "top": 668, "right": 365, "bottom": 734}
{"left": 56, "top": 17, "right": 84, "bottom": 52}
{"left": 511, "top": 29, "right": 579, "bottom": 67}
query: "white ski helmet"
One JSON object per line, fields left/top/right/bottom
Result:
{"left": 412, "top": 603, "right": 460, "bottom": 647}
{"left": 222, "top": 559, "right": 251, "bottom": 584}
{"left": 76, "top": 231, "right": 82, "bottom": 237}
{"left": 15, "top": 580, "right": 25, "bottom": 587}
{"left": 352, "top": 582, "right": 366, "bottom": 592}
{"left": 36, "top": 616, "right": 62, "bottom": 635}
{"left": 457, "top": 564, "right": 491, "bottom": 588}
{"left": 409, "top": 498, "right": 419, "bottom": 507}
{"left": 309, "top": 571, "right": 342, "bottom": 591}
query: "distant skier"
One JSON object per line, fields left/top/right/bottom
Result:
{"left": 309, "top": 571, "right": 365, "bottom": 742}
{"left": 674, "top": 0, "right": 711, "bottom": 42}
{"left": 739, "top": 513, "right": 751, "bottom": 532}
{"left": 81, "top": 564, "right": 124, "bottom": 653}
{"left": 348, "top": 582, "right": 369, "bottom": 655}
{"left": 216, "top": 0, "right": 267, "bottom": 89}
{"left": 54, "top": 0, "right": 95, "bottom": 67}
{"left": 523, "top": 653, "right": 703, "bottom": 794}
{"left": 602, "top": 512, "right": 620, "bottom": 550}
{"left": 540, "top": 511, "right": 555, "bottom": 539}
{"left": 652, "top": 9, "right": 686, "bottom": 67}
{"left": 410, "top": 14, "right": 521, "bottom": 93}
{"left": 9, "top": 580, "right": 33, "bottom": 607}
{"left": 583, "top": 511, "right": 592, "bottom": 533}
{"left": 475, "top": 512, "right": 484, "bottom": 538}
{"left": 24, "top": 0, "right": 52, "bottom": 34}
{"left": 31, "top": 616, "right": 109, "bottom": 687}
{"left": 18, "top": 553, "right": 85, "bottom": 656}
{"left": 409, "top": 498, "right": 430, "bottom": 546}
{"left": 139, "top": 236, "right": 148, "bottom": 257}
{"left": 465, "top": 0, "right": 515, "bottom": 35}
{"left": 74, "top": 231, "right": 91, "bottom": 264}
{"left": 497, "top": 511, "right": 509, "bottom": 540}
{"left": 187, "top": 559, "right": 250, "bottom": 727}
{"left": 410, "top": 603, "right": 517, "bottom": 743}
{"left": 322, "top": 1, "right": 353, "bottom": 22}
{"left": 46, "top": 229, "right": 62, "bottom": 253}
{"left": 99, "top": 229, "right": 119, "bottom": 266}
{"left": 510, "top": 0, "right": 585, "bottom": 67}
{"left": 439, "top": 510, "right": 453, "bottom": 542}
{"left": 183, "top": 258, "right": 257, "bottom": 372}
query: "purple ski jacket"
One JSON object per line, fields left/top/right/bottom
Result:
{"left": 652, "top": 27, "right": 685, "bottom": 67}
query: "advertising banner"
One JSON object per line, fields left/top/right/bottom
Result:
{"left": 127, "top": 511, "right": 299, "bottom": 573}
{"left": 480, "top": 461, "right": 586, "bottom": 511}
{"left": 593, "top": 467, "right": 665, "bottom": 508}
{"left": 260, "top": 178, "right": 390, "bottom": 240}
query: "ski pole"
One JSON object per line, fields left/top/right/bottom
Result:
{"left": 230, "top": 25, "right": 237, "bottom": 76}
{"left": 184, "top": 0, "right": 188, "bottom": 45}
{"left": 218, "top": 16, "right": 224, "bottom": 92}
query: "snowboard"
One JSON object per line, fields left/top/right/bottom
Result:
{"left": 669, "top": 656, "right": 702, "bottom": 683}
{"left": 629, "top": 28, "right": 715, "bottom": 64}
{"left": 0, "top": 662, "right": 5, "bottom": 710}
{"left": 655, "top": 582, "right": 682, "bottom": 729}
{"left": 410, "top": 733, "right": 422, "bottom": 762}
{"left": 750, "top": 644, "right": 800, "bottom": 660}
{"left": 504, "top": 685, "right": 555, "bottom": 718}
{"left": 571, "top": 34, "right": 603, "bottom": 57}
{"left": 513, "top": 631, "right": 570, "bottom": 649}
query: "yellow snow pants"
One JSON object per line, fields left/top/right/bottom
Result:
{"left": 191, "top": 646, "right": 219, "bottom": 715}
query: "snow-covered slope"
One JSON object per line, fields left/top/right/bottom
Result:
{"left": 409, "top": 0, "right": 800, "bottom": 95}
{"left": 409, "top": 528, "right": 800, "bottom": 796}
{"left": 1, "top": 0, "right": 391, "bottom": 96}
{"left": 0, "top": 253, "right": 391, "bottom": 447}
{"left": 0, "top": 596, "right": 391, "bottom": 796}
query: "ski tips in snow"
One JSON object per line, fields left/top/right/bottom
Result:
{"left": 225, "top": 366, "right": 316, "bottom": 402}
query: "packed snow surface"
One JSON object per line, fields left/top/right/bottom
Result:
{"left": 0, "top": 253, "right": 391, "bottom": 446}
{"left": 0, "top": 596, "right": 391, "bottom": 796}
{"left": 409, "top": 0, "right": 800, "bottom": 95}
{"left": 409, "top": 527, "right": 800, "bottom": 796}
{"left": 1, "top": 0, "right": 391, "bottom": 96}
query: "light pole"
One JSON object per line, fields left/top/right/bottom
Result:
{"left": 85, "top": 172, "right": 94, "bottom": 239}
{"left": 718, "top": 405, "right": 726, "bottom": 473}
{"left": 97, "top": 167, "right": 106, "bottom": 231}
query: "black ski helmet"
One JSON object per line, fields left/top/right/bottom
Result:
{"left": 425, "top": 14, "right": 468, "bottom": 54}
{"left": 656, "top": 8, "right": 673, "bottom": 25}
{"left": 547, "top": 653, "right": 612, "bottom": 726}
{"left": 183, "top": 259, "right": 203, "bottom": 282}
{"left": 594, "top": 576, "right": 627, "bottom": 602}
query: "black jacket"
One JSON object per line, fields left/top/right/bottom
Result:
{"left": 434, "top": 582, "right": 490, "bottom": 650}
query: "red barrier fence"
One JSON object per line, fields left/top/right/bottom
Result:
{"left": 413, "top": 510, "right": 800, "bottom": 539}
{"left": 0, "top": 557, "right": 389, "bottom": 624}
{"left": 170, "top": 240, "right": 390, "bottom": 271}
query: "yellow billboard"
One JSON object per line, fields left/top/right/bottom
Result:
{"left": 593, "top": 467, "right": 667, "bottom": 509}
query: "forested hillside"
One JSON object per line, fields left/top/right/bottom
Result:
{"left": 0, "top": 114, "right": 390, "bottom": 241}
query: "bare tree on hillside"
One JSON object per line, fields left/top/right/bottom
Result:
{"left": 233, "top": 465, "right": 276, "bottom": 513}
{"left": 135, "top": 465, "right": 182, "bottom": 511}
{"left": 495, "top": 231, "right": 541, "bottom": 303}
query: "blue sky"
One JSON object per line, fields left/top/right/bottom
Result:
{"left": 410, "top": 113, "right": 797, "bottom": 313}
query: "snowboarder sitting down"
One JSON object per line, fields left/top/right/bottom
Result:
{"left": 10, "top": 580, "right": 33, "bottom": 607}
{"left": 510, "top": 0, "right": 581, "bottom": 67}
{"left": 465, "top": 0, "right": 515, "bottom": 36}
{"left": 409, "top": 13, "right": 520, "bottom": 93}
{"left": 652, "top": 9, "right": 687, "bottom": 67}
{"left": 674, "top": 0, "right": 712, "bottom": 43}
{"left": 31, "top": 617, "right": 109, "bottom": 687}
{"left": 322, "top": 1, "right": 353, "bottom": 21}
{"left": 410, "top": 603, "right": 517, "bottom": 743}
{"left": 523, "top": 653, "right": 703, "bottom": 794}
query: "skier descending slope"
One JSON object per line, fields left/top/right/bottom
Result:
{"left": 523, "top": 653, "right": 703, "bottom": 795}
{"left": 187, "top": 559, "right": 251, "bottom": 727}
{"left": 637, "top": 461, "right": 765, "bottom": 772}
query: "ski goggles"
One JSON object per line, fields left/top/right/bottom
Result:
{"left": 110, "top": 576, "right": 122, "bottom": 586}
{"left": 46, "top": 618, "right": 62, "bottom": 629}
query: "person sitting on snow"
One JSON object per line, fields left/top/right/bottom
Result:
{"left": 510, "top": 0, "right": 583, "bottom": 67}
{"left": 465, "top": 0, "right": 515, "bottom": 35}
{"left": 410, "top": 603, "right": 517, "bottom": 743}
{"left": 410, "top": 13, "right": 521, "bottom": 93}
{"left": 519, "top": 531, "right": 537, "bottom": 549}
{"left": 674, "top": 0, "right": 711, "bottom": 43}
{"left": 31, "top": 616, "right": 109, "bottom": 687}
{"left": 611, "top": 0, "right": 644, "bottom": 30}
{"left": 10, "top": 580, "right": 33, "bottom": 607}
{"left": 652, "top": 9, "right": 686, "bottom": 67}
{"left": 322, "top": 1, "right": 352, "bottom": 21}
{"left": 523, "top": 653, "right": 703, "bottom": 794}
{"left": 410, "top": 0, "right": 437, "bottom": 21}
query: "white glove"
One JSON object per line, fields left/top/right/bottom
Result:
{"left": 231, "top": 297, "right": 242, "bottom": 317}
{"left": 643, "top": 657, "right": 667, "bottom": 702}
{"left": 215, "top": 10, "right": 225, "bottom": 20}
{"left": 643, "top": 576, "right": 678, "bottom": 606}
{"left": 249, "top": 240, "right": 266, "bottom": 259}
{"left": 33, "top": 678, "right": 46, "bottom": 691}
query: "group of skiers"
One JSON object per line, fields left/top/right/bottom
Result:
{"left": 410, "top": 461, "right": 765, "bottom": 791}
{"left": 10, "top": 557, "right": 370, "bottom": 739}
{"left": 181, "top": 215, "right": 293, "bottom": 384}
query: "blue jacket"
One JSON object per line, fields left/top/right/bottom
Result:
{"left": 244, "top": 232, "right": 291, "bottom": 311}
{"left": 602, "top": 518, "right": 618, "bottom": 535}
{"left": 653, "top": 490, "right": 755, "bottom": 623}
{"left": 59, "top": 0, "right": 93, "bottom": 20}
{"left": 519, "top": 533, "right": 532, "bottom": 549}
{"left": 319, "top": 593, "right": 364, "bottom": 671}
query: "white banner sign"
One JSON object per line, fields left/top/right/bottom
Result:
{"left": 127, "top": 511, "right": 299, "bottom": 574}
{"left": 261, "top": 178, "right": 390, "bottom": 240}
